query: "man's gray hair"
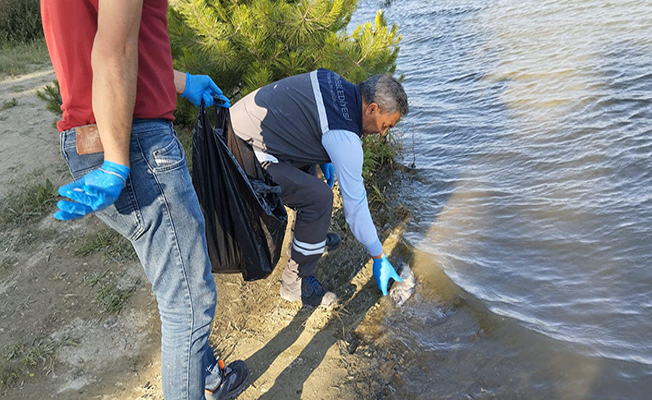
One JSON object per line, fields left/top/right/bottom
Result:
{"left": 359, "top": 74, "right": 409, "bottom": 116}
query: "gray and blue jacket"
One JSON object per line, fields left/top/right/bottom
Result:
{"left": 230, "top": 69, "right": 383, "bottom": 256}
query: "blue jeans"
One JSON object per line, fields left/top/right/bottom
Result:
{"left": 60, "top": 119, "right": 222, "bottom": 400}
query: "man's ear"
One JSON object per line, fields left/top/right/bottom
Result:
{"left": 365, "top": 102, "right": 379, "bottom": 117}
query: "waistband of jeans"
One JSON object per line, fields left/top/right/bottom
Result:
{"left": 62, "top": 118, "right": 173, "bottom": 137}
{"left": 131, "top": 118, "right": 173, "bottom": 135}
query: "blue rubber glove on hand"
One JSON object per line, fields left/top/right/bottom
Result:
{"left": 54, "top": 161, "right": 130, "bottom": 221}
{"left": 182, "top": 72, "right": 230, "bottom": 108}
{"left": 319, "top": 163, "right": 335, "bottom": 188}
{"left": 372, "top": 254, "right": 402, "bottom": 296}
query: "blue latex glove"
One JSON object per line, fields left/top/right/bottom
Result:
{"left": 372, "top": 254, "right": 402, "bottom": 296}
{"left": 182, "top": 72, "right": 230, "bottom": 108}
{"left": 54, "top": 161, "right": 130, "bottom": 221}
{"left": 319, "top": 163, "right": 335, "bottom": 188}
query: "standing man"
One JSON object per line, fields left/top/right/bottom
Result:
{"left": 229, "top": 69, "right": 409, "bottom": 307}
{"left": 41, "top": 1, "right": 249, "bottom": 399}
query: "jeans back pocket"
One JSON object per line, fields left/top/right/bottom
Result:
{"left": 151, "top": 134, "right": 186, "bottom": 172}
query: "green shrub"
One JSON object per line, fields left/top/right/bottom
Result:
{"left": 0, "top": 0, "right": 43, "bottom": 45}
{"left": 361, "top": 133, "right": 399, "bottom": 181}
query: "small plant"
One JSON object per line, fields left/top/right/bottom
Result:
{"left": 0, "top": 98, "right": 18, "bottom": 110}
{"left": 94, "top": 280, "right": 139, "bottom": 315}
{"left": 360, "top": 132, "right": 403, "bottom": 208}
{"left": 75, "top": 228, "right": 137, "bottom": 263}
{"left": 361, "top": 132, "right": 400, "bottom": 181}
{"left": 50, "top": 271, "right": 67, "bottom": 281}
{"left": 0, "top": 179, "right": 58, "bottom": 230}
{"left": 0, "top": 361, "right": 20, "bottom": 389}
{"left": 0, "top": 338, "right": 70, "bottom": 389}
{"left": 0, "top": 256, "right": 18, "bottom": 271}
{"left": 36, "top": 81, "right": 63, "bottom": 117}
{"left": 88, "top": 269, "right": 140, "bottom": 315}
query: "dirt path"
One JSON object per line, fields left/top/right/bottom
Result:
{"left": 1, "top": 67, "right": 163, "bottom": 398}
{"left": 0, "top": 69, "right": 60, "bottom": 197}
{"left": 0, "top": 67, "right": 410, "bottom": 400}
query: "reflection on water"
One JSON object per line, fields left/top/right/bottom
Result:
{"left": 351, "top": 0, "right": 652, "bottom": 398}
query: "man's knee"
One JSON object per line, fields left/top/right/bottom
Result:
{"left": 313, "top": 182, "right": 334, "bottom": 214}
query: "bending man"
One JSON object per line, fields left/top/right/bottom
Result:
{"left": 230, "top": 69, "right": 409, "bottom": 307}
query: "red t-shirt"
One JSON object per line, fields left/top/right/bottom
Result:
{"left": 41, "top": 0, "right": 177, "bottom": 132}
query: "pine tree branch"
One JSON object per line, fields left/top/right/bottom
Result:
{"left": 301, "top": 0, "right": 316, "bottom": 24}
{"left": 186, "top": 0, "right": 214, "bottom": 36}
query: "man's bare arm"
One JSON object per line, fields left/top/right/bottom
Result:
{"left": 92, "top": 0, "right": 144, "bottom": 167}
{"left": 174, "top": 70, "right": 187, "bottom": 95}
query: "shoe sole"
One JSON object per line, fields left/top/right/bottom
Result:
{"left": 224, "top": 366, "right": 250, "bottom": 400}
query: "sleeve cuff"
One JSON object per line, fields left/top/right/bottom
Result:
{"left": 365, "top": 240, "right": 383, "bottom": 258}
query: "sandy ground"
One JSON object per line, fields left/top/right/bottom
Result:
{"left": 0, "top": 66, "right": 413, "bottom": 400}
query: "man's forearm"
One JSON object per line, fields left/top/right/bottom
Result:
{"left": 174, "top": 70, "right": 187, "bottom": 95}
{"left": 91, "top": 45, "right": 138, "bottom": 167}
{"left": 323, "top": 130, "right": 384, "bottom": 257}
{"left": 91, "top": 0, "right": 144, "bottom": 168}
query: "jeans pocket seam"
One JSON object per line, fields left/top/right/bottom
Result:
{"left": 138, "top": 133, "right": 187, "bottom": 174}
{"left": 152, "top": 159, "right": 188, "bottom": 173}
{"left": 152, "top": 136, "right": 187, "bottom": 173}
{"left": 121, "top": 179, "right": 146, "bottom": 241}
{"left": 60, "top": 132, "right": 70, "bottom": 167}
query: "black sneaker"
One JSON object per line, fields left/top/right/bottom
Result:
{"left": 205, "top": 360, "right": 250, "bottom": 400}
{"left": 324, "top": 232, "right": 342, "bottom": 254}
{"left": 301, "top": 275, "right": 338, "bottom": 307}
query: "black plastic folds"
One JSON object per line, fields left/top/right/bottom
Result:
{"left": 191, "top": 103, "right": 287, "bottom": 281}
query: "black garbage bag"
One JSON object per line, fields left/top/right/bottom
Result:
{"left": 191, "top": 102, "right": 287, "bottom": 281}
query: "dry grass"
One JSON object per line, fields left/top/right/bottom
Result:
{"left": 0, "top": 39, "right": 50, "bottom": 78}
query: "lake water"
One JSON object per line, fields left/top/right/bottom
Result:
{"left": 351, "top": 0, "right": 652, "bottom": 398}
